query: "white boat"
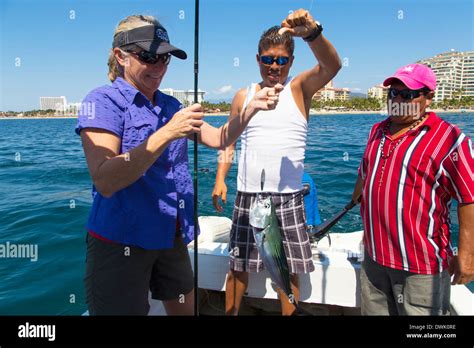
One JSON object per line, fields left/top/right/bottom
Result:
{"left": 148, "top": 216, "right": 473, "bottom": 316}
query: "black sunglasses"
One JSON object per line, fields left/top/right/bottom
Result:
{"left": 388, "top": 87, "right": 429, "bottom": 101}
{"left": 260, "top": 55, "right": 290, "bottom": 66}
{"left": 127, "top": 50, "right": 171, "bottom": 65}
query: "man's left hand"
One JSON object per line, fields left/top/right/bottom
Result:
{"left": 278, "top": 9, "right": 318, "bottom": 38}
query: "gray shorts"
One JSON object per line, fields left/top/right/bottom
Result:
{"left": 84, "top": 232, "right": 194, "bottom": 315}
{"left": 361, "top": 252, "right": 451, "bottom": 316}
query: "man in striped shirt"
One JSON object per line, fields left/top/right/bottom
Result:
{"left": 352, "top": 63, "right": 474, "bottom": 315}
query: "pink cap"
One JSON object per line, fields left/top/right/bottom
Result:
{"left": 383, "top": 63, "right": 437, "bottom": 91}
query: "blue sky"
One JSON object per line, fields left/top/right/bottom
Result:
{"left": 0, "top": 0, "right": 472, "bottom": 111}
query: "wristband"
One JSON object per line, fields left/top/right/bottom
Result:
{"left": 303, "top": 22, "right": 323, "bottom": 42}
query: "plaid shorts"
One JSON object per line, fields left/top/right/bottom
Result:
{"left": 229, "top": 190, "right": 315, "bottom": 274}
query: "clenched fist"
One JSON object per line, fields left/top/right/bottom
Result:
{"left": 278, "top": 9, "right": 318, "bottom": 38}
{"left": 249, "top": 83, "right": 284, "bottom": 111}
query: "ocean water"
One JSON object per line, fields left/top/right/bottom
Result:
{"left": 0, "top": 113, "right": 472, "bottom": 315}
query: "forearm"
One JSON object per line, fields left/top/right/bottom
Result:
{"left": 457, "top": 203, "right": 474, "bottom": 261}
{"left": 352, "top": 175, "right": 364, "bottom": 202}
{"left": 94, "top": 128, "right": 172, "bottom": 197}
{"left": 200, "top": 85, "right": 280, "bottom": 149}
{"left": 308, "top": 34, "right": 341, "bottom": 76}
{"left": 216, "top": 145, "right": 235, "bottom": 181}
{"left": 211, "top": 105, "right": 257, "bottom": 149}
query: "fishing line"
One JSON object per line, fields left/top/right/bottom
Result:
{"left": 193, "top": 0, "right": 200, "bottom": 316}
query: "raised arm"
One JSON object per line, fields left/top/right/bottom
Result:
{"left": 280, "top": 9, "right": 342, "bottom": 112}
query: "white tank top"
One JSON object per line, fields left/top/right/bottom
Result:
{"left": 237, "top": 77, "right": 308, "bottom": 193}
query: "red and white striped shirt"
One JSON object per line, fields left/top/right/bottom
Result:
{"left": 359, "top": 112, "right": 474, "bottom": 274}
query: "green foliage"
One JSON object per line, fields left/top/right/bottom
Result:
{"left": 432, "top": 96, "right": 474, "bottom": 110}
{"left": 312, "top": 95, "right": 474, "bottom": 112}
{"left": 311, "top": 97, "right": 383, "bottom": 111}
{"left": 201, "top": 101, "right": 231, "bottom": 113}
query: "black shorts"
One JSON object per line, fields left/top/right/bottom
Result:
{"left": 84, "top": 232, "right": 194, "bottom": 315}
{"left": 229, "top": 190, "right": 315, "bottom": 274}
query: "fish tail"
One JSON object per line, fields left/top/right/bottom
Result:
{"left": 292, "top": 303, "right": 312, "bottom": 316}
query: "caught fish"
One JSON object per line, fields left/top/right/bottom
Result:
{"left": 249, "top": 194, "right": 293, "bottom": 298}
{"left": 249, "top": 169, "right": 308, "bottom": 314}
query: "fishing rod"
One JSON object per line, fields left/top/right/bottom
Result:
{"left": 193, "top": 0, "right": 199, "bottom": 316}
{"left": 309, "top": 196, "right": 361, "bottom": 243}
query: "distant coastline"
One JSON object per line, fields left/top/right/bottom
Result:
{"left": 0, "top": 116, "right": 78, "bottom": 120}
{"left": 0, "top": 109, "right": 472, "bottom": 120}
{"left": 205, "top": 108, "right": 474, "bottom": 116}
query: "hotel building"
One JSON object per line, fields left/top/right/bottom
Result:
{"left": 367, "top": 84, "right": 388, "bottom": 100}
{"left": 40, "top": 96, "right": 67, "bottom": 111}
{"left": 417, "top": 50, "right": 474, "bottom": 102}
{"left": 312, "top": 80, "right": 350, "bottom": 101}
{"left": 161, "top": 89, "right": 206, "bottom": 105}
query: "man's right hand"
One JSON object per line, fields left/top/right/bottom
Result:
{"left": 212, "top": 180, "right": 228, "bottom": 212}
{"left": 164, "top": 103, "right": 204, "bottom": 139}
{"left": 246, "top": 83, "right": 284, "bottom": 114}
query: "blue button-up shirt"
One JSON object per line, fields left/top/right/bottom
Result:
{"left": 75, "top": 77, "right": 196, "bottom": 249}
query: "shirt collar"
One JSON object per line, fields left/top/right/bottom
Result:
{"left": 113, "top": 77, "right": 141, "bottom": 103}
{"left": 113, "top": 77, "right": 161, "bottom": 106}
{"left": 421, "top": 111, "right": 440, "bottom": 130}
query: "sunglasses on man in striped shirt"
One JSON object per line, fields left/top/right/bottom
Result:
{"left": 388, "top": 87, "right": 430, "bottom": 101}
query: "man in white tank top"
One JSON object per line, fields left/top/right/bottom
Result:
{"left": 212, "top": 9, "right": 341, "bottom": 315}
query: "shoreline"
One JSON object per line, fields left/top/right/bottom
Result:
{"left": 0, "top": 109, "right": 472, "bottom": 120}
{"left": 203, "top": 109, "right": 473, "bottom": 116}
{"left": 0, "top": 116, "right": 78, "bottom": 120}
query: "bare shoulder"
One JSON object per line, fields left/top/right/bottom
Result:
{"left": 290, "top": 74, "right": 301, "bottom": 89}
{"left": 231, "top": 87, "right": 248, "bottom": 114}
{"left": 290, "top": 70, "right": 312, "bottom": 92}
{"left": 233, "top": 88, "right": 248, "bottom": 104}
